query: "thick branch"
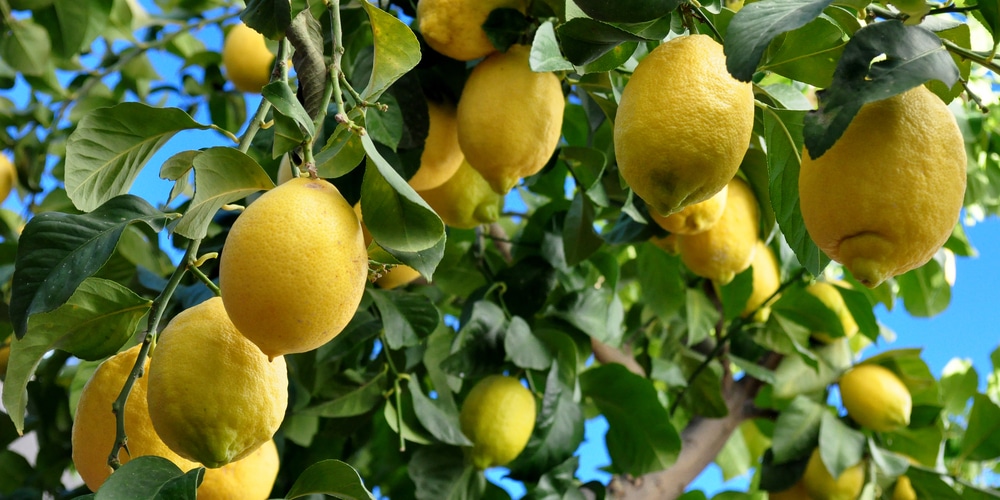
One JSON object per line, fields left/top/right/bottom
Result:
{"left": 591, "top": 338, "right": 646, "bottom": 377}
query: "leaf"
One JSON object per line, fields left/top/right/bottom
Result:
{"left": 65, "top": 103, "right": 211, "bottom": 211}
{"left": 896, "top": 254, "right": 951, "bottom": 318}
{"left": 508, "top": 362, "right": 585, "bottom": 481}
{"left": 803, "top": 21, "right": 960, "bottom": 158}
{"left": 771, "top": 395, "right": 824, "bottom": 463}
{"left": 10, "top": 195, "right": 169, "bottom": 338}
{"left": 285, "top": 459, "right": 376, "bottom": 500}
{"left": 408, "top": 380, "right": 473, "bottom": 447}
{"left": 366, "top": 93, "right": 404, "bottom": 151}
{"left": 369, "top": 288, "right": 438, "bottom": 350}
{"left": 504, "top": 316, "right": 553, "bottom": 371}
{"left": 263, "top": 81, "right": 316, "bottom": 139}
{"left": 906, "top": 467, "right": 963, "bottom": 500}
{"left": 95, "top": 456, "right": 198, "bottom": 500}
{"left": 571, "top": 0, "right": 681, "bottom": 23}
{"left": 724, "top": 0, "right": 834, "bottom": 82}
{"left": 548, "top": 288, "right": 624, "bottom": 346}
{"left": 771, "top": 339, "right": 852, "bottom": 399}
{"left": 760, "top": 16, "right": 846, "bottom": 88}
{"left": 960, "top": 394, "right": 1000, "bottom": 461}
{"left": 555, "top": 18, "right": 648, "bottom": 66}
{"left": 0, "top": 19, "right": 51, "bottom": 77}
{"left": 482, "top": 8, "right": 533, "bottom": 53}
{"left": 301, "top": 370, "right": 388, "bottom": 418}
{"left": 316, "top": 110, "right": 367, "bottom": 178}
{"left": 241, "top": 0, "right": 292, "bottom": 40}
{"left": 974, "top": 0, "right": 1000, "bottom": 42}
{"left": 637, "top": 244, "right": 686, "bottom": 320}
{"left": 173, "top": 148, "right": 274, "bottom": 239}
{"left": 530, "top": 21, "right": 575, "bottom": 72}
{"left": 408, "top": 446, "right": 483, "bottom": 500}
{"left": 287, "top": 8, "right": 326, "bottom": 121}
{"left": 360, "top": 1, "right": 421, "bottom": 101}
{"left": 579, "top": 364, "right": 681, "bottom": 476}
{"left": 562, "top": 192, "right": 603, "bottom": 266}
{"left": 3, "top": 277, "right": 150, "bottom": 433}
{"left": 36, "top": 0, "right": 90, "bottom": 58}
{"left": 940, "top": 358, "right": 978, "bottom": 415}
{"left": 818, "top": 413, "right": 866, "bottom": 479}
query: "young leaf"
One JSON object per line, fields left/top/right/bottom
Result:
{"left": 173, "top": 148, "right": 275, "bottom": 239}
{"left": 285, "top": 459, "right": 376, "bottom": 500}
{"left": 9, "top": 195, "right": 170, "bottom": 338}
{"left": 65, "top": 103, "right": 211, "bottom": 212}
{"left": 724, "top": 0, "right": 835, "bottom": 82}
{"left": 572, "top": 0, "right": 680, "bottom": 23}
{"left": 359, "top": 1, "right": 421, "bottom": 101}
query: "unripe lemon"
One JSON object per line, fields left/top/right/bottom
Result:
{"left": 72, "top": 345, "right": 199, "bottom": 491}
{"left": 419, "top": 159, "right": 503, "bottom": 229}
{"left": 806, "top": 281, "right": 859, "bottom": 344}
{"left": 408, "top": 100, "right": 465, "bottom": 191}
{"left": 839, "top": 363, "right": 912, "bottom": 432}
{"left": 376, "top": 265, "right": 422, "bottom": 289}
{"left": 650, "top": 184, "right": 728, "bottom": 235}
{"left": 457, "top": 44, "right": 565, "bottom": 194}
{"left": 417, "top": 0, "right": 527, "bottom": 61}
{"left": 459, "top": 375, "right": 536, "bottom": 469}
{"left": 799, "top": 86, "right": 966, "bottom": 288}
{"left": 222, "top": 23, "right": 274, "bottom": 93}
{"left": 742, "top": 240, "right": 781, "bottom": 318}
{"left": 0, "top": 153, "right": 16, "bottom": 202}
{"left": 198, "top": 439, "right": 280, "bottom": 500}
{"left": 614, "top": 35, "right": 754, "bottom": 216}
{"left": 803, "top": 448, "right": 865, "bottom": 500}
{"left": 768, "top": 480, "right": 812, "bottom": 500}
{"left": 678, "top": 178, "right": 760, "bottom": 285}
{"left": 147, "top": 297, "right": 288, "bottom": 468}
{"left": 219, "top": 177, "right": 368, "bottom": 358}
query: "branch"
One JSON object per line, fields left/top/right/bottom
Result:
{"left": 591, "top": 338, "right": 646, "bottom": 377}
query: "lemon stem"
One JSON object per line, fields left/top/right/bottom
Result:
{"left": 329, "top": 0, "right": 360, "bottom": 133}
{"left": 108, "top": 238, "right": 203, "bottom": 470}
{"left": 187, "top": 257, "right": 221, "bottom": 296}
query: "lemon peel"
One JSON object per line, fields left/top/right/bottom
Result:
{"left": 417, "top": 0, "right": 527, "bottom": 61}
{"left": 459, "top": 375, "right": 536, "bottom": 469}
{"left": 806, "top": 281, "right": 859, "bottom": 344}
{"left": 678, "top": 178, "right": 760, "bottom": 285}
{"left": 222, "top": 23, "right": 274, "bottom": 93}
{"left": 419, "top": 159, "right": 503, "bottom": 229}
{"left": 650, "top": 184, "right": 728, "bottom": 235}
{"left": 802, "top": 448, "right": 865, "bottom": 500}
{"left": 409, "top": 100, "right": 465, "bottom": 191}
{"left": 839, "top": 363, "right": 912, "bottom": 432}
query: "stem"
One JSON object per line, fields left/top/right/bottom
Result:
{"left": 942, "top": 38, "right": 1000, "bottom": 74}
{"left": 238, "top": 98, "right": 273, "bottom": 153}
{"left": 187, "top": 261, "right": 221, "bottom": 296}
{"left": 108, "top": 238, "right": 202, "bottom": 470}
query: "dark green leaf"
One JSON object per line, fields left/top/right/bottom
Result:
{"left": 572, "top": 0, "right": 680, "bottom": 23}
{"left": 174, "top": 148, "right": 274, "bottom": 239}
{"left": 760, "top": 16, "right": 846, "bottom": 88}
{"left": 562, "top": 192, "right": 603, "bottom": 266}
{"left": 360, "top": 1, "right": 421, "bottom": 101}
{"left": 482, "top": 8, "right": 532, "bottom": 53}
{"left": 555, "top": 18, "right": 648, "bottom": 66}
{"left": 960, "top": 394, "right": 1000, "bottom": 461}
{"left": 906, "top": 467, "right": 963, "bottom": 500}
{"left": 636, "top": 244, "right": 686, "bottom": 320}
{"left": 837, "top": 285, "right": 879, "bottom": 342}
{"left": 369, "top": 288, "right": 439, "bottom": 350}
{"left": 366, "top": 93, "right": 404, "bottom": 152}
{"left": 974, "top": 0, "right": 1000, "bottom": 41}
{"left": 509, "top": 362, "right": 585, "bottom": 481}
{"left": 301, "top": 370, "right": 388, "bottom": 418}
{"left": 408, "top": 446, "right": 482, "bottom": 500}
{"left": 285, "top": 459, "right": 376, "bottom": 499}
{"left": 771, "top": 395, "right": 824, "bottom": 463}
{"left": 724, "top": 0, "right": 834, "bottom": 82}
{"left": 547, "top": 288, "right": 623, "bottom": 345}
{"left": 36, "top": 0, "right": 90, "bottom": 58}
{"left": 263, "top": 81, "right": 316, "bottom": 139}
{"left": 241, "top": 0, "right": 292, "bottom": 40}
{"left": 94, "top": 456, "right": 193, "bottom": 500}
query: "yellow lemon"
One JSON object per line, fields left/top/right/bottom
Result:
{"left": 417, "top": 0, "right": 527, "bottom": 61}
{"left": 839, "top": 363, "right": 912, "bottom": 432}
{"left": 147, "top": 297, "right": 288, "bottom": 468}
{"left": 892, "top": 475, "right": 916, "bottom": 500}
{"left": 0, "top": 153, "right": 16, "bottom": 202}
{"left": 802, "top": 448, "right": 865, "bottom": 500}
{"left": 769, "top": 480, "right": 813, "bottom": 500}
{"left": 457, "top": 44, "right": 565, "bottom": 194}
{"left": 419, "top": 159, "right": 503, "bottom": 229}
{"left": 742, "top": 240, "right": 781, "bottom": 318}
{"left": 409, "top": 100, "right": 465, "bottom": 191}
{"left": 614, "top": 35, "right": 754, "bottom": 216}
{"left": 806, "top": 281, "right": 859, "bottom": 344}
{"left": 219, "top": 177, "right": 368, "bottom": 358}
{"left": 459, "top": 375, "right": 536, "bottom": 469}
{"left": 72, "top": 345, "right": 199, "bottom": 491}
{"left": 678, "top": 178, "right": 760, "bottom": 285}
{"left": 222, "top": 23, "right": 274, "bottom": 93}
{"left": 650, "top": 183, "right": 728, "bottom": 235}
{"left": 376, "top": 265, "right": 422, "bottom": 289}
{"left": 198, "top": 439, "right": 280, "bottom": 500}
{"left": 799, "top": 86, "right": 966, "bottom": 288}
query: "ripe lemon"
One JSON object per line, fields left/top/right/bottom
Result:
{"left": 198, "top": 439, "right": 279, "bottom": 500}
{"left": 614, "top": 35, "right": 754, "bottom": 216}
{"left": 222, "top": 23, "right": 274, "bottom": 93}
{"left": 0, "top": 153, "right": 16, "bottom": 202}
{"left": 799, "top": 86, "right": 966, "bottom": 288}
{"left": 459, "top": 375, "right": 536, "bottom": 469}
{"left": 839, "top": 363, "right": 912, "bottom": 432}
{"left": 417, "top": 0, "right": 527, "bottom": 61}
{"left": 219, "top": 177, "right": 369, "bottom": 358}
{"left": 678, "top": 178, "right": 760, "bottom": 285}
{"left": 457, "top": 44, "right": 565, "bottom": 194}
{"left": 419, "top": 159, "right": 503, "bottom": 229}
{"left": 803, "top": 448, "right": 865, "bottom": 500}
{"left": 147, "top": 297, "right": 288, "bottom": 468}
{"left": 893, "top": 475, "right": 916, "bottom": 500}
{"left": 650, "top": 184, "right": 728, "bottom": 235}
{"left": 742, "top": 240, "right": 781, "bottom": 318}
{"left": 769, "top": 480, "right": 812, "bottom": 500}
{"left": 409, "top": 100, "right": 465, "bottom": 191}
{"left": 72, "top": 345, "right": 199, "bottom": 491}
{"left": 806, "top": 281, "right": 859, "bottom": 344}
{"left": 376, "top": 265, "right": 422, "bottom": 289}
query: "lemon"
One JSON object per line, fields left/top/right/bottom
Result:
{"left": 417, "top": 0, "right": 527, "bottom": 61}
{"left": 72, "top": 345, "right": 199, "bottom": 491}
{"left": 419, "top": 159, "right": 503, "bottom": 229}
{"left": 222, "top": 23, "right": 274, "bottom": 93}
{"left": 650, "top": 183, "right": 728, "bottom": 235}
{"left": 147, "top": 297, "right": 288, "bottom": 468}
{"left": 839, "top": 363, "right": 912, "bottom": 432}
{"left": 409, "top": 100, "right": 465, "bottom": 191}
{"left": 799, "top": 86, "right": 966, "bottom": 288}
{"left": 650, "top": 233, "right": 680, "bottom": 255}
{"left": 678, "top": 178, "right": 760, "bottom": 284}
{"left": 459, "top": 375, "right": 536, "bottom": 469}
{"left": 889, "top": 0, "right": 931, "bottom": 24}
{"left": 768, "top": 480, "right": 812, "bottom": 500}
{"left": 802, "top": 448, "right": 865, "bottom": 500}
{"left": 614, "top": 35, "right": 754, "bottom": 216}
{"left": 220, "top": 177, "right": 369, "bottom": 358}
{"left": 806, "top": 281, "right": 859, "bottom": 343}
{"left": 457, "top": 44, "right": 565, "bottom": 194}
{"left": 376, "top": 265, "right": 422, "bottom": 289}
{"left": 198, "top": 439, "right": 279, "bottom": 500}
{"left": 0, "top": 153, "right": 16, "bottom": 202}
{"left": 742, "top": 240, "right": 781, "bottom": 318}
{"left": 893, "top": 475, "right": 916, "bottom": 500}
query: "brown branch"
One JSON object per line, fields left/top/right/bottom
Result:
{"left": 591, "top": 337, "right": 646, "bottom": 377}
{"left": 487, "top": 223, "right": 513, "bottom": 263}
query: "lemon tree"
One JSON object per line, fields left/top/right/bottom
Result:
{"left": 3, "top": 0, "right": 1000, "bottom": 499}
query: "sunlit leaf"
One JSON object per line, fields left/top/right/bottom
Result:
{"left": 285, "top": 459, "right": 376, "bottom": 500}
{"left": 173, "top": 148, "right": 274, "bottom": 239}
{"left": 725, "top": 0, "right": 834, "bottom": 82}
{"left": 360, "top": 1, "right": 421, "bottom": 101}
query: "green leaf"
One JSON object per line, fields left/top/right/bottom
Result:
{"left": 10, "top": 195, "right": 169, "bottom": 338}
{"left": 680, "top": 353, "right": 728, "bottom": 418}
{"left": 483, "top": 8, "right": 532, "bottom": 53}
{"left": 572, "top": 0, "right": 681, "bottom": 23}
{"left": 760, "top": 16, "right": 846, "bottom": 88}
{"left": 316, "top": 110, "right": 367, "bottom": 178}
{"left": 771, "top": 339, "right": 852, "bottom": 399}
{"left": 285, "top": 459, "right": 376, "bottom": 500}
{"left": 508, "top": 362, "right": 585, "bottom": 481}
{"left": 0, "top": 19, "right": 51, "bottom": 76}
{"left": 818, "top": 413, "right": 865, "bottom": 479}
{"left": 906, "top": 467, "right": 963, "bottom": 500}
{"left": 771, "top": 395, "right": 824, "bottom": 463}
{"left": 530, "top": 21, "right": 575, "bottom": 72}
{"left": 359, "top": 1, "right": 421, "bottom": 101}
{"left": 287, "top": 8, "right": 326, "bottom": 121}
{"left": 65, "top": 103, "right": 210, "bottom": 211}
{"left": 301, "top": 370, "right": 388, "bottom": 418}
{"left": 761, "top": 106, "right": 829, "bottom": 276}
{"left": 925, "top": 21, "right": 971, "bottom": 104}
{"left": 408, "top": 379, "right": 473, "bottom": 447}
{"left": 382, "top": 236, "right": 447, "bottom": 287}
{"left": 803, "top": 21, "right": 960, "bottom": 158}
{"left": 547, "top": 288, "right": 624, "bottom": 346}
{"left": 555, "top": 18, "right": 648, "bottom": 66}
{"left": 366, "top": 93, "right": 404, "bottom": 151}
{"left": 772, "top": 285, "right": 844, "bottom": 339}
{"left": 940, "top": 358, "right": 977, "bottom": 415}
{"left": 36, "top": 0, "right": 90, "bottom": 58}
{"left": 718, "top": 266, "right": 754, "bottom": 321}
{"left": 408, "top": 446, "right": 484, "bottom": 500}
{"left": 974, "top": 0, "right": 1000, "bottom": 41}
{"left": 724, "top": 0, "right": 834, "bottom": 82}
{"left": 95, "top": 456, "right": 197, "bottom": 500}
{"left": 960, "top": 394, "right": 1000, "bottom": 461}
{"left": 637, "top": 244, "right": 686, "bottom": 320}
{"left": 885, "top": 425, "right": 943, "bottom": 466}
{"left": 0, "top": 450, "right": 33, "bottom": 495}
{"left": 504, "top": 316, "right": 553, "bottom": 371}
{"left": 173, "top": 148, "right": 274, "bottom": 239}
{"left": 896, "top": 254, "right": 951, "bottom": 318}
{"left": 562, "top": 192, "right": 603, "bottom": 266}
{"left": 263, "top": 81, "right": 317, "bottom": 139}
{"left": 369, "top": 288, "right": 439, "bottom": 350}
{"left": 686, "top": 288, "right": 720, "bottom": 347}
{"left": 580, "top": 363, "right": 681, "bottom": 476}
{"left": 837, "top": 285, "right": 879, "bottom": 342}
{"left": 3, "top": 277, "right": 150, "bottom": 433}
{"left": 241, "top": 0, "right": 292, "bottom": 40}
